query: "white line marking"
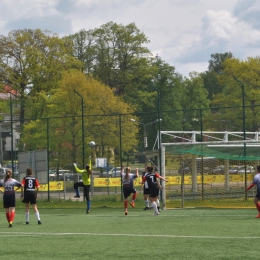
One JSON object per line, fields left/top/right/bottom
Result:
{"left": 0, "top": 232, "right": 259, "bottom": 239}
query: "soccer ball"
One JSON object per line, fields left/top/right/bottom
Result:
{"left": 89, "top": 141, "right": 96, "bottom": 147}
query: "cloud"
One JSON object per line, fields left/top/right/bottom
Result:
{"left": 177, "top": 9, "right": 260, "bottom": 64}
{"left": 0, "top": 0, "right": 259, "bottom": 77}
{"left": 0, "top": 0, "right": 72, "bottom": 34}
{"left": 234, "top": 0, "right": 260, "bottom": 30}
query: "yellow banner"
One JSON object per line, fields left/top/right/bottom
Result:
{"left": 2, "top": 174, "right": 253, "bottom": 191}
{"left": 39, "top": 182, "right": 64, "bottom": 191}
{"left": 93, "top": 177, "right": 142, "bottom": 187}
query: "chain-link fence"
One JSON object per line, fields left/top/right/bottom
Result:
{"left": 1, "top": 104, "right": 260, "bottom": 208}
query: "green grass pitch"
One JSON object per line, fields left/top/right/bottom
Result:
{"left": 0, "top": 200, "right": 260, "bottom": 260}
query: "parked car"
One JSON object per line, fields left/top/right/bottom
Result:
{"left": 178, "top": 166, "right": 191, "bottom": 174}
{"left": 237, "top": 166, "right": 255, "bottom": 174}
{"left": 211, "top": 165, "right": 225, "bottom": 174}
{"left": 49, "top": 169, "right": 57, "bottom": 181}
{"left": 63, "top": 172, "right": 82, "bottom": 182}
{"left": 5, "top": 164, "right": 18, "bottom": 172}
{"left": 101, "top": 167, "right": 122, "bottom": 178}
{"left": 0, "top": 167, "right": 9, "bottom": 178}
{"left": 229, "top": 166, "right": 244, "bottom": 174}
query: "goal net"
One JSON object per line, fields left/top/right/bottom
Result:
{"left": 161, "top": 131, "right": 260, "bottom": 209}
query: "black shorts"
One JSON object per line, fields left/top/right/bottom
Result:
{"left": 255, "top": 192, "right": 260, "bottom": 199}
{"left": 150, "top": 186, "right": 159, "bottom": 198}
{"left": 143, "top": 187, "right": 150, "bottom": 195}
{"left": 123, "top": 187, "right": 136, "bottom": 199}
{"left": 22, "top": 191, "right": 37, "bottom": 205}
{"left": 3, "top": 193, "right": 16, "bottom": 208}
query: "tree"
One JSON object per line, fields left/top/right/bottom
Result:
{"left": 148, "top": 55, "right": 184, "bottom": 133}
{"left": 201, "top": 71, "right": 224, "bottom": 101}
{"left": 209, "top": 57, "right": 260, "bottom": 131}
{"left": 179, "top": 72, "right": 210, "bottom": 131}
{"left": 201, "top": 52, "right": 234, "bottom": 101}
{"left": 208, "top": 52, "right": 233, "bottom": 74}
{"left": 0, "top": 29, "right": 82, "bottom": 123}
{"left": 68, "top": 22, "right": 155, "bottom": 98}
{"left": 21, "top": 70, "right": 139, "bottom": 166}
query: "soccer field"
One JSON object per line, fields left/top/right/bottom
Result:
{"left": 0, "top": 206, "right": 259, "bottom": 260}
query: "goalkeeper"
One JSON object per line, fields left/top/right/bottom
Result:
{"left": 73, "top": 161, "right": 92, "bottom": 214}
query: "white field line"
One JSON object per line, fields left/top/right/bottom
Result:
{"left": 0, "top": 232, "right": 259, "bottom": 239}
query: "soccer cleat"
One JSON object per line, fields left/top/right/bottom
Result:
{"left": 143, "top": 207, "right": 149, "bottom": 210}
{"left": 86, "top": 209, "right": 91, "bottom": 214}
{"left": 38, "top": 220, "right": 42, "bottom": 224}
{"left": 26, "top": 222, "right": 29, "bottom": 225}
{"left": 130, "top": 202, "right": 135, "bottom": 208}
{"left": 74, "top": 195, "right": 80, "bottom": 198}
{"left": 154, "top": 212, "right": 160, "bottom": 216}
{"left": 256, "top": 214, "right": 260, "bottom": 218}
{"left": 158, "top": 207, "right": 161, "bottom": 212}
{"left": 9, "top": 222, "right": 12, "bottom": 227}
{"left": 125, "top": 210, "right": 128, "bottom": 215}
{"left": 149, "top": 207, "right": 153, "bottom": 210}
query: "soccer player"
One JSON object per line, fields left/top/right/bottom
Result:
{"left": 121, "top": 165, "right": 139, "bottom": 215}
{"left": 0, "top": 169, "right": 21, "bottom": 227}
{"left": 73, "top": 162, "right": 92, "bottom": 213}
{"left": 246, "top": 165, "right": 260, "bottom": 218}
{"left": 141, "top": 166, "right": 150, "bottom": 210}
{"left": 21, "top": 167, "right": 41, "bottom": 224}
{"left": 141, "top": 166, "right": 168, "bottom": 216}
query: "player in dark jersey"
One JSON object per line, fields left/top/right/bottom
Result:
{"left": 0, "top": 169, "right": 21, "bottom": 227}
{"left": 121, "top": 165, "right": 139, "bottom": 215}
{"left": 21, "top": 168, "right": 41, "bottom": 224}
{"left": 141, "top": 166, "right": 150, "bottom": 210}
{"left": 142, "top": 166, "right": 168, "bottom": 216}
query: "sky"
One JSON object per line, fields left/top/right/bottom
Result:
{"left": 0, "top": 0, "right": 260, "bottom": 77}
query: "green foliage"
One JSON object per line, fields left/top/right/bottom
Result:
{"left": 179, "top": 72, "right": 210, "bottom": 130}
{"left": 201, "top": 70, "right": 225, "bottom": 100}
{"left": 210, "top": 57, "right": 260, "bottom": 131}
{"left": 208, "top": 52, "right": 233, "bottom": 74}
{"left": 20, "top": 70, "right": 139, "bottom": 165}
{"left": 68, "top": 22, "right": 156, "bottom": 107}
{"left": 0, "top": 29, "right": 82, "bottom": 123}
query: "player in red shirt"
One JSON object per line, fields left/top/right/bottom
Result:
{"left": 21, "top": 168, "right": 42, "bottom": 224}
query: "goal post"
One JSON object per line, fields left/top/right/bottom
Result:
{"left": 160, "top": 131, "right": 260, "bottom": 209}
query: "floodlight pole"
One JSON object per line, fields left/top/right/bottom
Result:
{"left": 74, "top": 90, "right": 85, "bottom": 167}
{"left": 233, "top": 76, "right": 247, "bottom": 197}
{"left": 10, "top": 95, "right": 14, "bottom": 175}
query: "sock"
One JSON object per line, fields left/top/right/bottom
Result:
{"left": 87, "top": 201, "right": 90, "bottom": 210}
{"left": 132, "top": 192, "right": 137, "bottom": 201}
{"left": 124, "top": 201, "right": 128, "bottom": 210}
{"left": 26, "top": 212, "right": 29, "bottom": 222}
{"left": 152, "top": 202, "right": 158, "bottom": 214}
{"left": 75, "top": 189, "right": 80, "bottom": 197}
{"left": 10, "top": 212, "right": 15, "bottom": 222}
{"left": 145, "top": 199, "right": 149, "bottom": 207}
{"left": 35, "top": 211, "right": 40, "bottom": 221}
{"left": 156, "top": 199, "right": 160, "bottom": 207}
{"left": 256, "top": 202, "right": 260, "bottom": 213}
{"left": 6, "top": 212, "right": 10, "bottom": 222}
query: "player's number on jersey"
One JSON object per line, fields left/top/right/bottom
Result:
{"left": 28, "top": 179, "right": 34, "bottom": 189}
